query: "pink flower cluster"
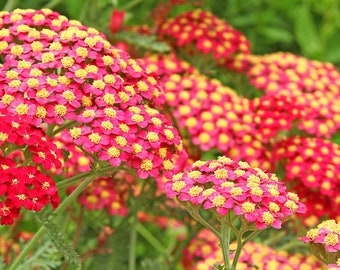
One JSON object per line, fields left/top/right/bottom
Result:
{"left": 183, "top": 229, "right": 325, "bottom": 270}
{"left": 0, "top": 9, "right": 187, "bottom": 179}
{"left": 302, "top": 220, "right": 340, "bottom": 253}
{"left": 164, "top": 156, "right": 305, "bottom": 229}
{"left": 159, "top": 9, "right": 250, "bottom": 62}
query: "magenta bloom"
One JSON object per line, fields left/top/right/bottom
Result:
{"left": 164, "top": 156, "right": 306, "bottom": 229}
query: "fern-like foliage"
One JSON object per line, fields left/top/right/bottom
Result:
{"left": 36, "top": 212, "right": 82, "bottom": 269}
{"left": 17, "top": 240, "right": 62, "bottom": 270}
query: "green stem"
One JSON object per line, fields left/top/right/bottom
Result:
{"left": 51, "top": 121, "right": 76, "bottom": 137}
{"left": 56, "top": 171, "right": 93, "bottom": 189}
{"left": 128, "top": 181, "right": 147, "bottom": 270}
{"left": 56, "top": 165, "right": 117, "bottom": 189}
{"left": 7, "top": 225, "right": 46, "bottom": 270}
{"left": 136, "top": 223, "right": 167, "bottom": 253}
{"left": 8, "top": 175, "right": 97, "bottom": 270}
{"left": 3, "top": 0, "right": 19, "bottom": 11}
{"left": 220, "top": 222, "right": 231, "bottom": 269}
{"left": 186, "top": 206, "right": 220, "bottom": 237}
{"left": 129, "top": 210, "right": 138, "bottom": 270}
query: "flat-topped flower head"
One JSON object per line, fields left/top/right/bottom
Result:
{"left": 0, "top": 9, "right": 187, "bottom": 179}
{"left": 229, "top": 52, "right": 340, "bottom": 137}
{"left": 141, "top": 54, "right": 270, "bottom": 168}
{"left": 301, "top": 219, "right": 340, "bottom": 265}
{"left": 183, "top": 229, "right": 325, "bottom": 270}
{"left": 164, "top": 156, "right": 305, "bottom": 229}
{"left": 159, "top": 9, "right": 250, "bottom": 63}
{"left": 302, "top": 220, "right": 340, "bottom": 252}
{"left": 273, "top": 136, "right": 340, "bottom": 221}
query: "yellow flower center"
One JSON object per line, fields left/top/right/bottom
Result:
{"left": 172, "top": 181, "right": 186, "bottom": 192}
{"left": 242, "top": 202, "right": 256, "bottom": 213}
{"left": 89, "top": 133, "right": 101, "bottom": 144}
{"left": 62, "top": 90, "right": 76, "bottom": 101}
{"left": 2, "top": 94, "right": 14, "bottom": 105}
{"left": 137, "top": 81, "right": 148, "bottom": 92}
{"left": 101, "top": 120, "right": 113, "bottom": 130}
{"left": 54, "top": 104, "right": 67, "bottom": 116}
{"left": 212, "top": 195, "right": 226, "bottom": 207}
{"left": 131, "top": 114, "right": 144, "bottom": 123}
{"left": 70, "top": 127, "right": 82, "bottom": 139}
{"left": 214, "top": 168, "right": 228, "bottom": 179}
{"left": 61, "top": 56, "right": 75, "bottom": 68}
{"left": 42, "top": 52, "right": 54, "bottom": 63}
{"left": 324, "top": 233, "right": 339, "bottom": 246}
{"left": 104, "top": 108, "right": 117, "bottom": 118}
{"left": 189, "top": 186, "right": 203, "bottom": 197}
{"left": 16, "top": 103, "right": 28, "bottom": 115}
{"left": 262, "top": 211, "right": 275, "bottom": 225}
{"left": 0, "top": 132, "right": 8, "bottom": 141}
{"left": 141, "top": 159, "right": 153, "bottom": 171}
{"left": 146, "top": 132, "right": 159, "bottom": 142}
{"left": 230, "top": 187, "right": 243, "bottom": 197}
{"left": 108, "top": 146, "right": 120, "bottom": 158}
{"left": 188, "top": 170, "right": 202, "bottom": 179}
{"left": 132, "top": 143, "right": 143, "bottom": 154}
{"left": 103, "top": 93, "right": 115, "bottom": 105}
{"left": 115, "top": 136, "right": 127, "bottom": 147}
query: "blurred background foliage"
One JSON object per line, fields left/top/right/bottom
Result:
{"left": 2, "top": 0, "right": 340, "bottom": 65}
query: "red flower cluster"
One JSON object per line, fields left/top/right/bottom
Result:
{"left": 0, "top": 158, "right": 59, "bottom": 225}
{"left": 0, "top": 112, "right": 61, "bottom": 225}
{"left": 183, "top": 229, "right": 325, "bottom": 270}
{"left": 229, "top": 52, "right": 340, "bottom": 137}
{"left": 77, "top": 174, "right": 130, "bottom": 216}
{"left": 273, "top": 136, "right": 340, "bottom": 221}
{"left": 0, "top": 9, "right": 187, "bottom": 179}
{"left": 165, "top": 156, "right": 305, "bottom": 229}
{"left": 250, "top": 95, "right": 305, "bottom": 142}
{"left": 159, "top": 9, "right": 250, "bottom": 62}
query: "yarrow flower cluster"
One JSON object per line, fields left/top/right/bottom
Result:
{"left": 142, "top": 54, "right": 272, "bottom": 169}
{"left": 165, "top": 156, "right": 305, "bottom": 229}
{"left": 273, "top": 136, "right": 340, "bottom": 221}
{"left": 0, "top": 158, "right": 59, "bottom": 225}
{"left": 301, "top": 219, "right": 340, "bottom": 266}
{"left": 0, "top": 9, "right": 187, "bottom": 180}
{"left": 0, "top": 112, "right": 61, "bottom": 224}
{"left": 183, "top": 229, "right": 325, "bottom": 270}
{"left": 250, "top": 95, "right": 305, "bottom": 142}
{"left": 229, "top": 52, "right": 340, "bottom": 137}
{"left": 158, "top": 9, "right": 250, "bottom": 62}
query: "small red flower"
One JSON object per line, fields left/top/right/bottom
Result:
{"left": 109, "top": 10, "right": 125, "bottom": 34}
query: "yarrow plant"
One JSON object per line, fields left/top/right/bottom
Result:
{"left": 1, "top": 2, "right": 340, "bottom": 270}
{"left": 0, "top": 7, "right": 187, "bottom": 269}
{"left": 164, "top": 156, "right": 306, "bottom": 269}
